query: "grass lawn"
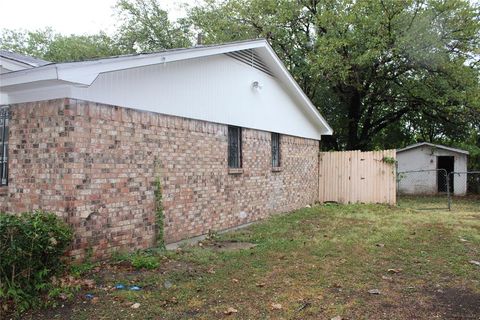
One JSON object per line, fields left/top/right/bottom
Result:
{"left": 398, "top": 195, "right": 480, "bottom": 212}
{"left": 28, "top": 200, "right": 479, "bottom": 319}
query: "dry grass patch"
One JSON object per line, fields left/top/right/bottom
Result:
{"left": 25, "top": 199, "right": 479, "bottom": 320}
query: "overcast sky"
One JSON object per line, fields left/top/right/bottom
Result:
{"left": 0, "top": 0, "right": 195, "bottom": 35}
{"left": 1, "top": 0, "right": 478, "bottom": 36}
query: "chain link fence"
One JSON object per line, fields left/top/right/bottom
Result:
{"left": 447, "top": 171, "right": 480, "bottom": 212}
{"left": 397, "top": 169, "right": 449, "bottom": 210}
{"left": 396, "top": 169, "right": 480, "bottom": 212}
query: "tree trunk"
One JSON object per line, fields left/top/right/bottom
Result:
{"left": 346, "top": 89, "right": 362, "bottom": 150}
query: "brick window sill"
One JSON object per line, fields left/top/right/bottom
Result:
{"left": 228, "top": 168, "right": 244, "bottom": 175}
{"left": 0, "top": 186, "right": 7, "bottom": 196}
{"left": 272, "top": 167, "right": 282, "bottom": 172}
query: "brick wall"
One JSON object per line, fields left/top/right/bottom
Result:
{"left": 0, "top": 98, "right": 319, "bottom": 259}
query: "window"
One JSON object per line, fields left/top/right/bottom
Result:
{"left": 271, "top": 132, "right": 280, "bottom": 168}
{"left": 0, "top": 106, "right": 9, "bottom": 186}
{"left": 228, "top": 126, "right": 242, "bottom": 168}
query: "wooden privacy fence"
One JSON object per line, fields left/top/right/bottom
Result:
{"left": 318, "top": 150, "right": 396, "bottom": 205}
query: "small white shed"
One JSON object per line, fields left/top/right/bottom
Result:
{"left": 397, "top": 143, "right": 469, "bottom": 196}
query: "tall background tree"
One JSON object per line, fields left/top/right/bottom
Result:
{"left": 0, "top": 28, "right": 122, "bottom": 62}
{"left": 0, "top": 0, "right": 479, "bottom": 164}
{"left": 189, "top": 0, "right": 480, "bottom": 152}
{"left": 114, "top": 0, "right": 192, "bottom": 52}
{"left": 0, "top": 0, "right": 191, "bottom": 61}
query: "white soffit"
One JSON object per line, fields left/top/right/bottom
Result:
{"left": 1, "top": 40, "right": 267, "bottom": 87}
{"left": 0, "top": 39, "right": 333, "bottom": 136}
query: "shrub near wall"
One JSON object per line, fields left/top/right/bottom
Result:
{"left": 0, "top": 211, "right": 73, "bottom": 312}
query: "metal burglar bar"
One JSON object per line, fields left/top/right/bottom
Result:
{"left": 271, "top": 132, "right": 280, "bottom": 167}
{"left": 0, "top": 106, "right": 9, "bottom": 186}
{"left": 228, "top": 126, "right": 242, "bottom": 168}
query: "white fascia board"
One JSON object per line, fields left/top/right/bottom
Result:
{"left": 4, "top": 84, "right": 71, "bottom": 105}
{"left": 0, "top": 58, "right": 32, "bottom": 72}
{"left": 1, "top": 67, "right": 58, "bottom": 87}
{"left": 1, "top": 39, "right": 332, "bottom": 136}
{"left": 397, "top": 142, "right": 469, "bottom": 155}
{"left": 262, "top": 44, "right": 333, "bottom": 135}
{"left": 1, "top": 39, "right": 268, "bottom": 88}
{"left": 57, "top": 40, "right": 267, "bottom": 85}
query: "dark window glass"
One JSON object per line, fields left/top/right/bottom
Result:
{"left": 228, "top": 126, "right": 242, "bottom": 168}
{"left": 271, "top": 132, "right": 280, "bottom": 167}
{"left": 0, "top": 106, "right": 9, "bottom": 186}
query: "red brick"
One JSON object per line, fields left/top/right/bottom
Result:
{"left": 0, "top": 98, "right": 319, "bottom": 260}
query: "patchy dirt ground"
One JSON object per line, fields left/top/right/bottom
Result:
{"left": 199, "top": 240, "right": 257, "bottom": 252}
{"left": 19, "top": 200, "right": 480, "bottom": 319}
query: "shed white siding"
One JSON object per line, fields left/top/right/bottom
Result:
{"left": 397, "top": 146, "right": 468, "bottom": 196}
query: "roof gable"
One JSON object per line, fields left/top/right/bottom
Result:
{"left": 0, "top": 39, "right": 332, "bottom": 138}
{"left": 397, "top": 142, "right": 469, "bottom": 155}
{"left": 0, "top": 50, "right": 50, "bottom": 73}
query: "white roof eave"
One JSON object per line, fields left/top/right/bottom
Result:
{"left": 1, "top": 40, "right": 268, "bottom": 88}
{"left": 262, "top": 44, "right": 333, "bottom": 136}
{"left": 1, "top": 67, "right": 59, "bottom": 87}
{"left": 397, "top": 142, "right": 469, "bottom": 155}
{"left": 1, "top": 58, "right": 33, "bottom": 72}
{"left": 1, "top": 39, "right": 333, "bottom": 136}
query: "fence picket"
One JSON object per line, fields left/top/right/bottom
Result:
{"left": 318, "top": 150, "right": 396, "bottom": 205}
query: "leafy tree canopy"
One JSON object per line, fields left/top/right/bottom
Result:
{"left": 0, "top": 0, "right": 479, "bottom": 158}
{"left": 0, "top": 0, "right": 191, "bottom": 61}
{"left": 0, "top": 28, "right": 122, "bottom": 62}
{"left": 188, "top": 0, "right": 480, "bottom": 151}
{"left": 114, "top": 0, "right": 192, "bottom": 52}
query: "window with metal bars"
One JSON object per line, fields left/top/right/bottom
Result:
{"left": 228, "top": 126, "right": 242, "bottom": 168}
{"left": 0, "top": 106, "right": 9, "bottom": 186}
{"left": 271, "top": 132, "right": 280, "bottom": 168}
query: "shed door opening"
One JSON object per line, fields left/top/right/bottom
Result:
{"left": 437, "top": 156, "right": 454, "bottom": 193}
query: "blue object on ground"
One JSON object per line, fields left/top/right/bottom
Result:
{"left": 85, "top": 293, "right": 94, "bottom": 299}
{"left": 115, "top": 284, "right": 125, "bottom": 290}
{"left": 129, "top": 286, "right": 141, "bottom": 291}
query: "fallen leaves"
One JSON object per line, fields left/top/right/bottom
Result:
{"left": 224, "top": 307, "right": 238, "bottom": 315}
{"left": 368, "top": 289, "right": 381, "bottom": 295}
{"left": 207, "top": 267, "right": 216, "bottom": 274}
{"left": 469, "top": 260, "right": 480, "bottom": 267}
{"left": 331, "top": 283, "right": 343, "bottom": 292}
{"left": 130, "top": 303, "right": 141, "bottom": 309}
{"left": 83, "top": 279, "right": 96, "bottom": 289}
{"left": 297, "top": 300, "right": 311, "bottom": 312}
{"left": 387, "top": 268, "right": 402, "bottom": 274}
{"left": 53, "top": 276, "right": 96, "bottom": 289}
{"left": 271, "top": 303, "right": 282, "bottom": 310}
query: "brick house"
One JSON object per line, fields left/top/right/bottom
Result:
{"left": 0, "top": 40, "right": 332, "bottom": 259}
